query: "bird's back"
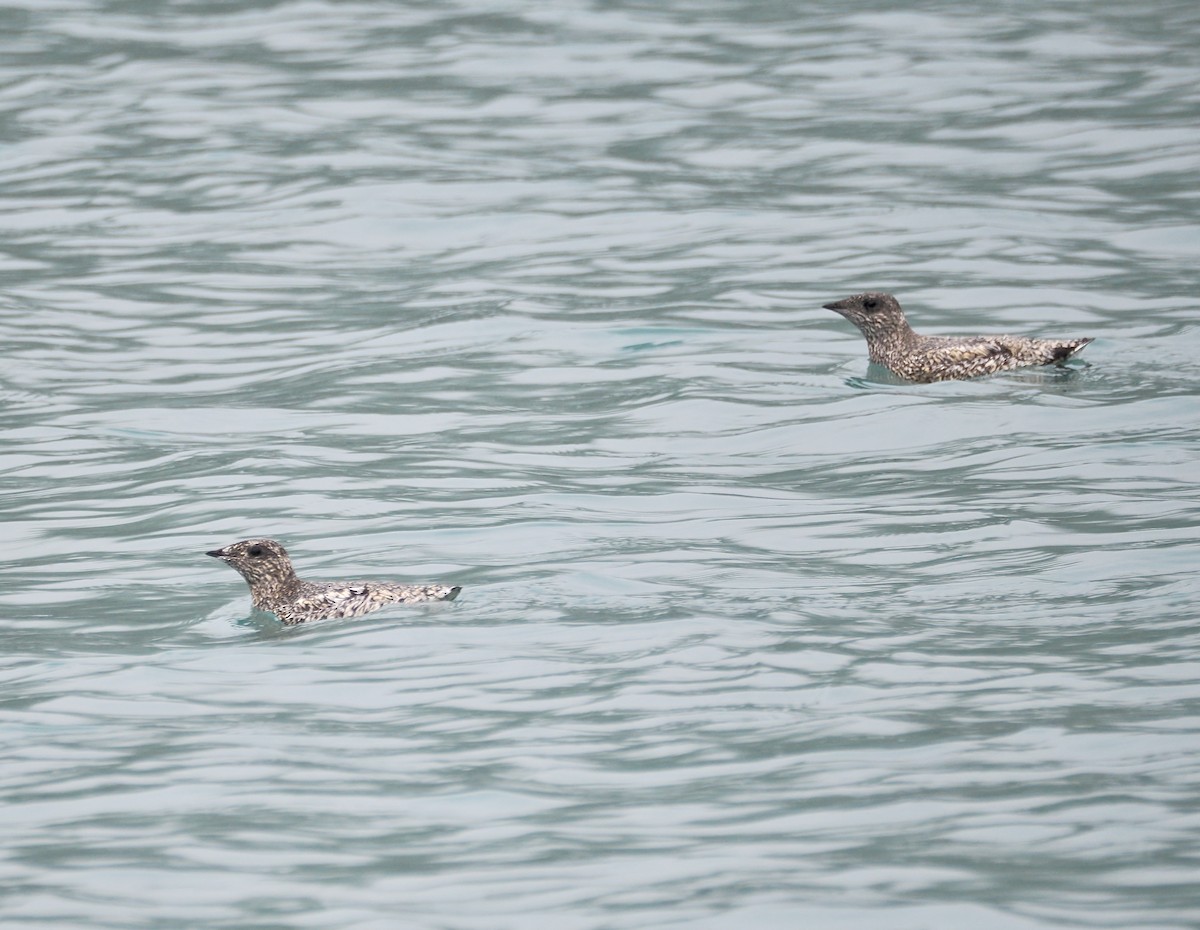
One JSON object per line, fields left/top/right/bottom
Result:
{"left": 888, "top": 333, "right": 1093, "bottom": 383}
{"left": 279, "top": 579, "right": 461, "bottom": 623}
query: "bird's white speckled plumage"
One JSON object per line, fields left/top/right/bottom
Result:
{"left": 824, "top": 292, "right": 1093, "bottom": 383}
{"left": 207, "top": 538, "right": 460, "bottom": 624}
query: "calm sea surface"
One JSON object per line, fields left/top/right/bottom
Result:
{"left": 2, "top": 1, "right": 1199, "bottom": 927}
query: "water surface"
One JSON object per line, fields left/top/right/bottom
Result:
{"left": 2, "top": 1, "right": 1199, "bottom": 928}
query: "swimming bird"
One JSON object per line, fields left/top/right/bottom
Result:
{"left": 207, "top": 538, "right": 460, "bottom": 624}
{"left": 823, "top": 292, "right": 1093, "bottom": 383}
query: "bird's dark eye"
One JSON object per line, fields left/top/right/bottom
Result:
{"left": 248, "top": 546, "right": 264, "bottom": 557}
{"left": 863, "top": 298, "right": 878, "bottom": 311}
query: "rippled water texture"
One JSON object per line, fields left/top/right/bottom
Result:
{"left": 2, "top": 1, "right": 1199, "bottom": 927}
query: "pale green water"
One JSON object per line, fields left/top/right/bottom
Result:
{"left": 2, "top": 1, "right": 1199, "bottom": 928}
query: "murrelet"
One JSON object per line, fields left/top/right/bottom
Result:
{"left": 824, "top": 292, "right": 1093, "bottom": 383}
{"left": 207, "top": 538, "right": 460, "bottom": 624}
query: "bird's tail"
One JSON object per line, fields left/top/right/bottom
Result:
{"left": 1051, "top": 338, "right": 1094, "bottom": 361}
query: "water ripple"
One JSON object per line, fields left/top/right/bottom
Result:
{"left": 2, "top": 1, "right": 1199, "bottom": 928}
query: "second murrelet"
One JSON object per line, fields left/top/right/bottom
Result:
{"left": 207, "top": 538, "right": 460, "bottom": 624}
{"left": 823, "top": 292, "right": 1093, "bottom": 383}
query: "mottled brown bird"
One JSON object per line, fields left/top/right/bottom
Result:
{"left": 207, "top": 538, "right": 460, "bottom": 624}
{"left": 824, "top": 292, "right": 1093, "bottom": 383}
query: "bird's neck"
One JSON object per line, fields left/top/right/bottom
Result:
{"left": 249, "top": 568, "right": 302, "bottom": 608}
{"left": 865, "top": 320, "right": 918, "bottom": 363}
